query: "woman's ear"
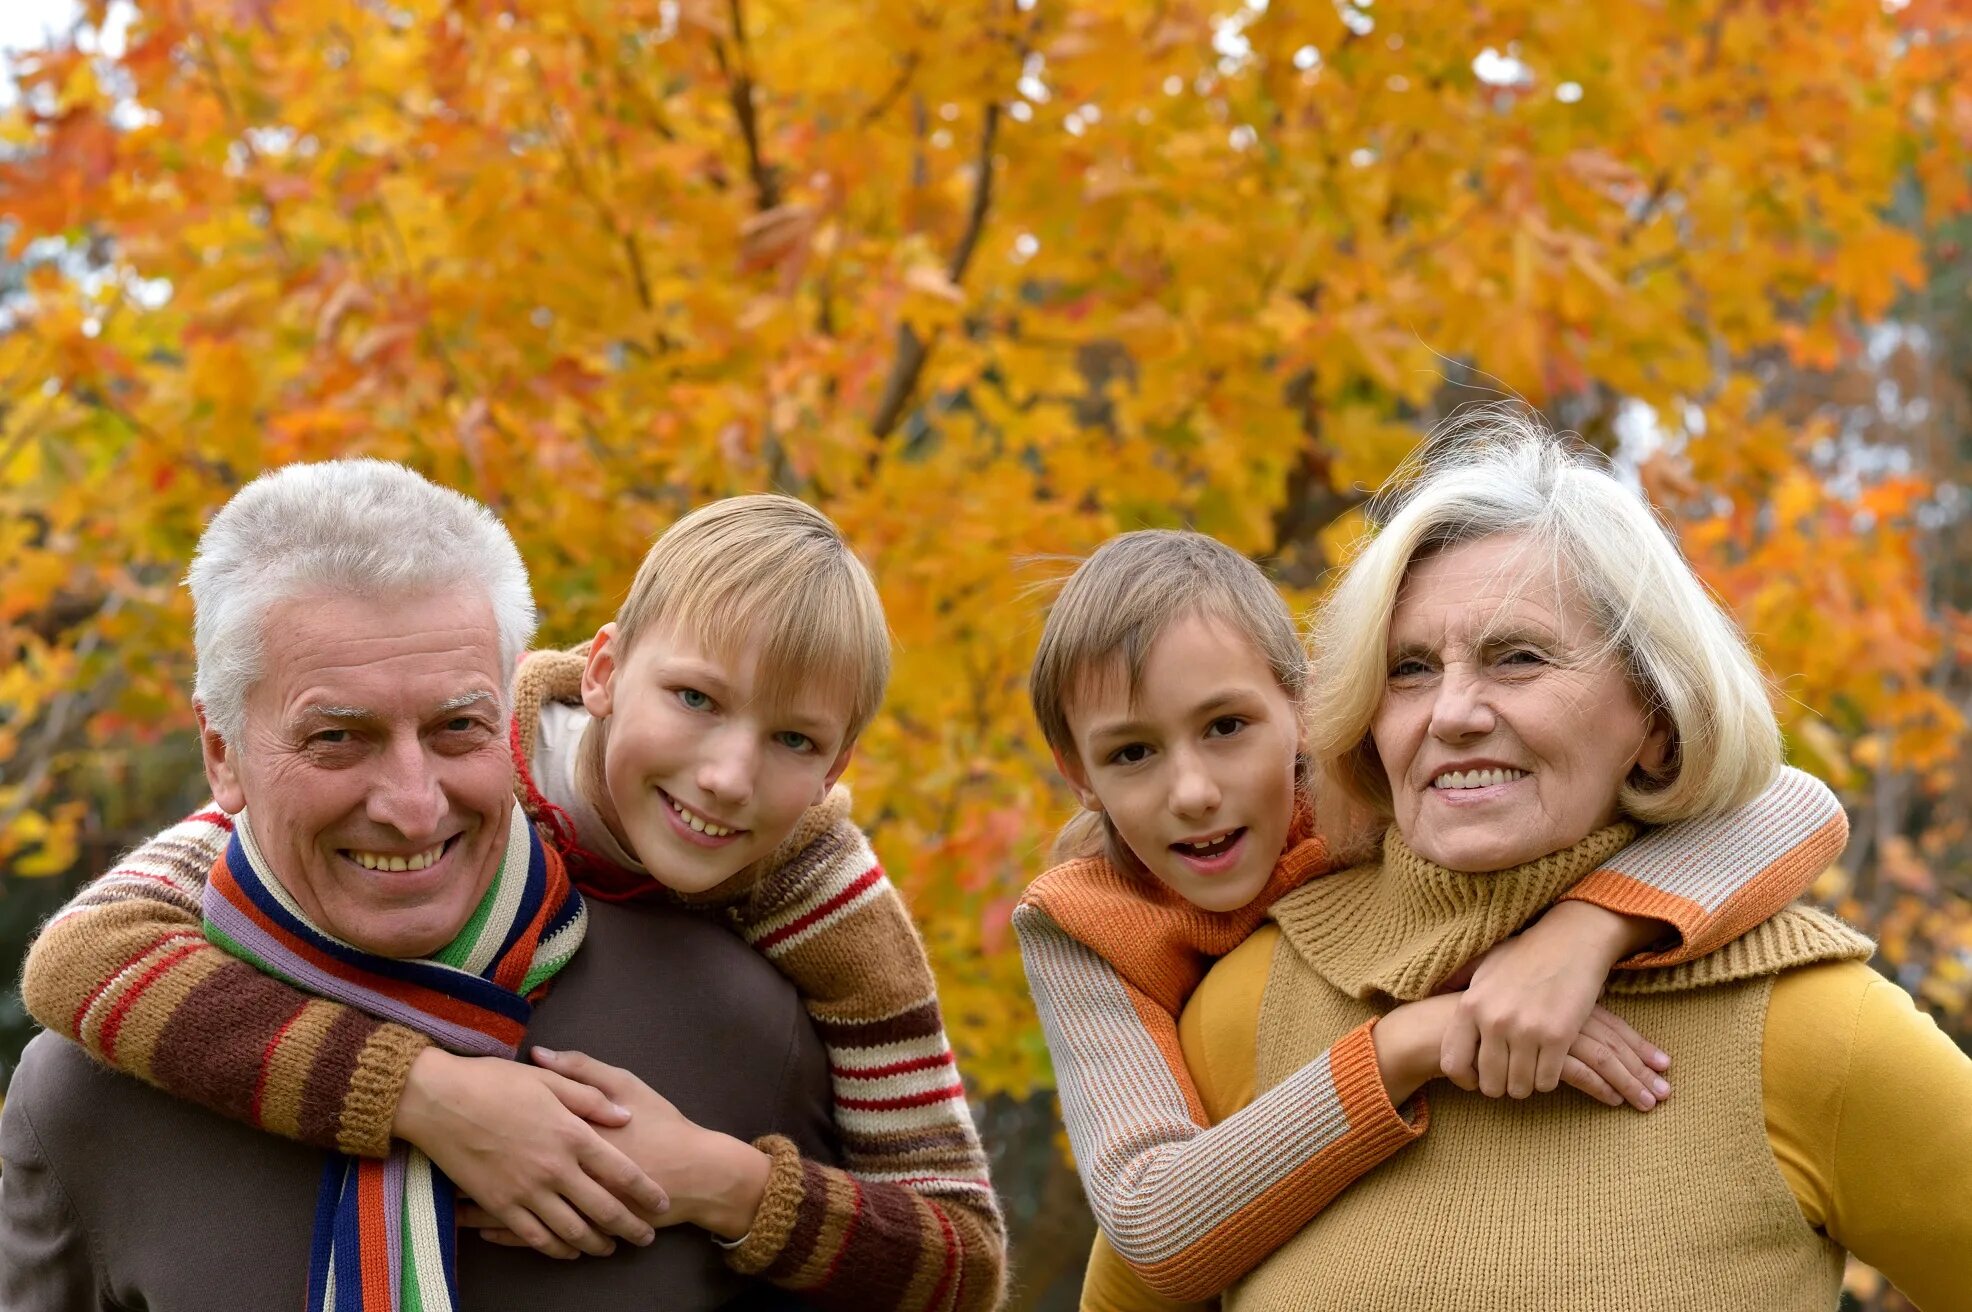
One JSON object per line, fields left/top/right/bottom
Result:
{"left": 1635, "top": 713, "right": 1675, "bottom": 780}
{"left": 580, "top": 622, "right": 619, "bottom": 719}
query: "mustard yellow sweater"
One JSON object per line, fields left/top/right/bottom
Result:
{"left": 1083, "top": 925, "right": 1972, "bottom": 1312}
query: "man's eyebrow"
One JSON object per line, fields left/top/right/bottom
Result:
{"left": 302, "top": 704, "right": 373, "bottom": 721}
{"left": 435, "top": 691, "right": 498, "bottom": 714}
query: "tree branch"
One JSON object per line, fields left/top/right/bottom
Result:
{"left": 869, "top": 102, "right": 1001, "bottom": 438}
{"left": 714, "top": 0, "right": 780, "bottom": 212}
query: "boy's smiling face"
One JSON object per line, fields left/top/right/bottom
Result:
{"left": 581, "top": 619, "right": 857, "bottom": 893}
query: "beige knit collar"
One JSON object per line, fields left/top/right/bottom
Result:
{"left": 1272, "top": 820, "right": 1873, "bottom": 1005}
{"left": 1272, "top": 822, "right": 1642, "bottom": 1005}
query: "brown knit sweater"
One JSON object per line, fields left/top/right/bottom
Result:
{"left": 19, "top": 650, "right": 1006, "bottom": 1312}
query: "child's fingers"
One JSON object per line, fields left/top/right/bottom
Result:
{"left": 1558, "top": 1055, "right": 1624, "bottom": 1107}
{"left": 530, "top": 1193, "right": 618, "bottom": 1258}
{"left": 558, "top": 1169, "right": 657, "bottom": 1247}
{"left": 1584, "top": 1009, "right": 1670, "bottom": 1102}
{"left": 1476, "top": 1031, "right": 1510, "bottom": 1099}
{"left": 486, "top": 1208, "right": 581, "bottom": 1260}
{"left": 1590, "top": 1007, "right": 1672, "bottom": 1073}
{"left": 1533, "top": 1039, "right": 1569, "bottom": 1095}
{"left": 478, "top": 1228, "right": 535, "bottom": 1249}
{"left": 1439, "top": 1012, "right": 1481, "bottom": 1091}
{"left": 533, "top": 1046, "right": 636, "bottom": 1103}
{"left": 543, "top": 1071, "right": 632, "bottom": 1128}
{"left": 576, "top": 1136, "right": 670, "bottom": 1228}
{"left": 1569, "top": 1030, "right": 1654, "bottom": 1111}
{"left": 1505, "top": 1041, "right": 1539, "bottom": 1099}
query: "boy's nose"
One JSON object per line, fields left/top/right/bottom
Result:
{"left": 696, "top": 738, "right": 757, "bottom": 809}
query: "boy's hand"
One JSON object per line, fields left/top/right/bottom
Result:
{"left": 395, "top": 1047, "right": 669, "bottom": 1260}
{"left": 528, "top": 1047, "right": 773, "bottom": 1242}
{"left": 1438, "top": 901, "right": 1672, "bottom": 1105}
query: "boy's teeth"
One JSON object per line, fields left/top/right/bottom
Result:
{"left": 348, "top": 842, "right": 445, "bottom": 872}
{"left": 1432, "top": 768, "right": 1528, "bottom": 790}
{"left": 670, "top": 795, "right": 734, "bottom": 837}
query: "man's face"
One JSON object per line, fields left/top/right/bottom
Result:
{"left": 200, "top": 589, "right": 516, "bottom": 958}
{"left": 581, "top": 619, "right": 856, "bottom": 894}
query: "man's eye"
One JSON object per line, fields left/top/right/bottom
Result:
{"left": 1109, "top": 743, "right": 1151, "bottom": 765}
{"left": 678, "top": 688, "right": 713, "bottom": 711}
{"left": 1206, "top": 716, "right": 1245, "bottom": 738}
{"left": 445, "top": 717, "right": 477, "bottom": 732}
{"left": 311, "top": 729, "right": 351, "bottom": 745}
{"left": 774, "top": 730, "right": 815, "bottom": 753}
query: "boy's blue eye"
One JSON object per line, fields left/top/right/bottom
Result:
{"left": 678, "top": 688, "right": 713, "bottom": 711}
{"left": 775, "top": 730, "right": 815, "bottom": 753}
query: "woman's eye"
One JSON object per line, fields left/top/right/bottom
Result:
{"left": 1390, "top": 659, "right": 1431, "bottom": 679}
{"left": 1109, "top": 743, "right": 1152, "bottom": 765}
{"left": 1205, "top": 716, "right": 1245, "bottom": 738}
{"left": 678, "top": 688, "right": 713, "bottom": 711}
{"left": 774, "top": 730, "right": 815, "bottom": 753}
{"left": 1499, "top": 649, "right": 1545, "bottom": 668}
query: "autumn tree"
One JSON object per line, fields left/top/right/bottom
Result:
{"left": 4, "top": 1, "right": 1970, "bottom": 1301}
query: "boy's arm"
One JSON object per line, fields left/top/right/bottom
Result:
{"left": 1561, "top": 765, "right": 1848, "bottom": 964}
{"left": 715, "top": 809, "right": 1007, "bottom": 1312}
{"left": 1014, "top": 904, "right": 1424, "bottom": 1303}
{"left": 18, "top": 806, "right": 426, "bottom": 1158}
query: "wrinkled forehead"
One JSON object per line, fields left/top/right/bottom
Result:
{"left": 1393, "top": 535, "right": 1597, "bottom": 643}
{"left": 256, "top": 588, "right": 507, "bottom": 715}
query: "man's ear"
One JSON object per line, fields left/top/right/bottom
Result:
{"left": 816, "top": 737, "right": 857, "bottom": 805}
{"left": 580, "top": 622, "right": 620, "bottom": 719}
{"left": 195, "top": 703, "right": 247, "bottom": 814}
{"left": 1051, "top": 747, "right": 1102, "bottom": 812}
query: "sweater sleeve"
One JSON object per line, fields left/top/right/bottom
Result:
{"left": 1563, "top": 766, "right": 1848, "bottom": 965}
{"left": 1016, "top": 906, "right": 1424, "bottom": 1301}
{"left": 716, "top": 815, "right": 1007, "bottom": 1312}
{"left": 16, "top": 805, "right": 429, "bottom": 1159}
{"left": 1764, "top": 960, "right": 1972, "bottom": 1311}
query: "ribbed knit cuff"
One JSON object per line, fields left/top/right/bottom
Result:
{"left": 718, "top": 1134, "right": 806, "bottom": 1276}
{"left": 1337, "top": 1017, "right": 1431, "bottom": 1145}
{"left": 335, "top": 1023, "right": 431, "bottom": 1159}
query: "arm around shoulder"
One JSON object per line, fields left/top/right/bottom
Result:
{"left": 1765, "top": 959, "right": 1972, "bottom": 1310}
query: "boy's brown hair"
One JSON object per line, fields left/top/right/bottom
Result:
{"left": 616, "top": 494, "right": 891, "bottom": 740}
{"left": 1029, "top": 529, "right": 1309, "bottom": 866}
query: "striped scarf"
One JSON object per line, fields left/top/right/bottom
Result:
{"left": 203, "top": 804, "right": 587, "bottom": 1312}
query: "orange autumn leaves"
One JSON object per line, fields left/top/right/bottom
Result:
{"left": 2, "top": 0, "right": 1969, "bottom": 1093}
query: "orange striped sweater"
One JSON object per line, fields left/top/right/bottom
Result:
{"left": 1012, "top": 766, "right": 1847, "bottom": 1301}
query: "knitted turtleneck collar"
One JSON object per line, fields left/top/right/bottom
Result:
{"left": 1271, "top": 822, "right": 1642, "bottom": 1004}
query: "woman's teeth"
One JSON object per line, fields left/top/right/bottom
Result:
{"left": 670, "top": 795, "right": 737, "bottom": 837}
{"left": 347, "top": 842, "right": 445, "bottom": 872}
{"left": 1432, "top": 768, "right": 1528, "bottom": 790}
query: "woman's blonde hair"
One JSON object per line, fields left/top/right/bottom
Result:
{"left": 615, "top": 494, "right": 890, "bottom": 740}
{"left": 1030, "top": 530, "right": 1308, "bottom": 866}
{"left": 1307, "top": 405, "right": 1780, "bottom": 827}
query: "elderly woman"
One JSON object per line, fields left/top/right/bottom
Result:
{"left": 1084, "top": 417, "right": 1972, "bottom": 1310}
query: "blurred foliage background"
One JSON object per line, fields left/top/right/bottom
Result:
{"left": 1, "top": 1, "right": 1967, "bottom": 1308}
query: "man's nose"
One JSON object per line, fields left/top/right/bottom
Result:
{"left": 366, "top": 737, "right": 448, "bottom": 840}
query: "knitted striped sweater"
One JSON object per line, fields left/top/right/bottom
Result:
{"left": 21, "top": 656, "right": 1006, "bottom": 1312}
{"left": 1013, "top": 765, "right": 1847, "bottom": 1301}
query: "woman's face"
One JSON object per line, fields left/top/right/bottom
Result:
{"left": 1370, "top": 534, "right": 1670, "bottom": 873}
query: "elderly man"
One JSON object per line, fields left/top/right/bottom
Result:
{"left": 0, "top": 461, "right": 837, "bottom": 1310}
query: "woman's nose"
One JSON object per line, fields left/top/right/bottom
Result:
{"left": 1428, "top": 666, "right": 1496, "bottom": 741}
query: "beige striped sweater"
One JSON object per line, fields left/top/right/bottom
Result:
{"left": 1013, "top": 765, "right": 1847, "bottom": 1300}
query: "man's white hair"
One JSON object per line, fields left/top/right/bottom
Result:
{"left": 188, "top": 459, "right": 537, "bottom": 741}
{"left": 1307, "top": 404, "right": 1781, "bottom": 826}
